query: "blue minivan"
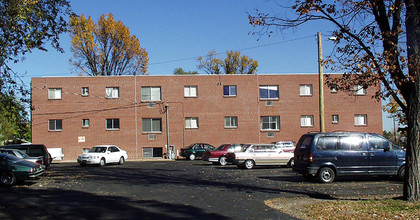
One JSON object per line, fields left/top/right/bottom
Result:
{"left": 293, "top": 132, "right": 406, "bottom": 183}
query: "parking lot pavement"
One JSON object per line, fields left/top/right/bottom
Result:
{"left": 0, "top": 160, "right": 403, "bottom": 219}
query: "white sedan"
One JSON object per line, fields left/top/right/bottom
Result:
{"left": 77, "top": 145, "right": 128, "bottom": 166}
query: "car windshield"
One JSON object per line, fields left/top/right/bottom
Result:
{"left": 216, "top": 144, "right": 229, "bottom": 151}
{"left": 237, "top": 144, "right": 252, "bottom": 152}
{"left": 89, "top": 147, "right": 107, "bottom": 153}
{"left": 14, "top": 150, "right": 29, "bottom": 159}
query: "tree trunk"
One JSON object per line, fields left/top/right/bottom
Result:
{"left": 404, "top": 0, "right": 420, "bottom": 202}
{"left": 404, "top": 92, "right": 420, "bottom": 202}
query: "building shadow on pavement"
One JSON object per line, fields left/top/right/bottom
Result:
{"left": 0, "top": 187, "right": 229, "bottom": 220}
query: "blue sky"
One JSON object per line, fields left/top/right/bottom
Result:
{"left": 11, "top": 0, "right": 393, "bottom": 131}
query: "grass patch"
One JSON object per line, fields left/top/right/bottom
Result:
{"left": 306, "top": 198, "right": 420, "bottom": 220}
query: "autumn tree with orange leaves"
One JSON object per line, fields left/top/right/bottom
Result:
{"left": 249, "top": 0, "right": 420, "bottom": 202}
{"left": 69, "top": 13, "right": 148, "bottom": 76}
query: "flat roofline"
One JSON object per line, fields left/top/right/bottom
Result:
{"left": 32, "top": 72, "right": 344, "bottom": 79}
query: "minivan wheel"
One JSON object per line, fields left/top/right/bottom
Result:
{"left": 219, "top": 156, "right": 227, "bottom": 166}
{"left": 189, "top": 154, "right": 196, "bottom": 160}
{"left": 318, "top": 167, "right": 335, "bottom": 183}
{"left": 244, "top": 160, "right": 255, "bottom": 169}
{"left": 398, "top": 165, "right": 405, "bottom": 180}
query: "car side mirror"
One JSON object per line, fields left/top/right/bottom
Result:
{"left": 384, "top": 146, "right": 390, "bottom": 152}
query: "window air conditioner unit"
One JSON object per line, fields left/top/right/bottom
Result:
{"left": 148, "top": 102, "right": 156, "bottom": 108}
{"left": 148, "top": 134, "right": 157, "bottom": 140}
{"left": 266, "top": 101, "right": 274, "bottom": 106}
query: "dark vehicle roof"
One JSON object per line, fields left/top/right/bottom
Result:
{"left": 1, "top": 144, "right": 46, "bottom": 148}
{"left": 186, "top": 143, "right": 213, "bottom": 148}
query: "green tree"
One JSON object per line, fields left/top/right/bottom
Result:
{"left": 0, "top": 0, "right": 71, "bottom": 95}
{"left": 0, "top": 94, "right": 31, "bottom": 144}
{"left": 0, "top": 0, "right": 70, "bottom": 143}
{"left": 69, "top": 13, "right": 149, "bottom": 76}
{"left": 249, "top": 0, "right": 420, "bottom": 201}
{"left": 197, "top": 50, "right": 258, "bottom": 74}
{"left": 173, "top": 67, "right": 198, "bottom": 75}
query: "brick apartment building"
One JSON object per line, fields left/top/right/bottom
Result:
{"left": 31, "top": 74, "right": 383, "bottom": 161}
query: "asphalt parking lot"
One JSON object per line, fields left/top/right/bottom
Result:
{"left": 0, "top": 160, "right": 403, "bottom": 219}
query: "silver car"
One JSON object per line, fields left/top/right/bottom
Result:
{"left": 0, "top": 148, "right": 44, "bottom": 166}
{"left": 231, "top": 144, "right": 294, "bottom": 169}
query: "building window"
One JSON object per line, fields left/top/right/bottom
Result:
{"left": 142, "top": 118, "right": 162, "bottom": 132}
{"left": 48, "top": 88, "right": 62, "bottom": 100}
{"left": 330, "top": 84, "right": 338, "bottom": 93}
{"left": 259, "top": 85, "right": 279, "bottom": 99}
{"left": 354, "top": 114, "right": 367, "bottom": 126}
{"left": 141, "top": 86, "right": 161, "bottom": 101}
{"left": 224, "top": 116, "right": 238, "bottom": 128}
{"left": 353, "top": 85, "right": 366, "bottom": 95}
{"left": 106, "top": 119, "right": 120, "bottom": 130}
{"left": 49, "top": 119, "right": 62, "bottom": 131}
{"left": 82, "top": 119, "right": 90, "bottom": 127}
{"left": 332, "top": 115, "right": 339, "bottom": 124}
{"left": 301, "top": 115, "right": 314, "bottom": 127}
{"left": 223, "top": 85, "right": 237, "bottom": 97}
{"left": 184, "top": 86, "right": 197, "bottom": 97}
{"left": 82, "top": 87, "right": 89, "bottom": 96}
{"left": 299, "top": 84, "right": 313, "bottom": 96}
{"left": 261, "top": 116, "right": 280, "bottom": 130}
{"left": 185, "top": 117, "right": 199, "bottom": 129}
{"left": 105, "top": 87, "right": 119, "bottom": 99}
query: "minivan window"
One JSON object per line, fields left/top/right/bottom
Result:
{"left": 316, "top": 136, "right": 338, "bottom": 151}
{"left": 368, "top": 135, "right": 390, "bottom": 150}
{"left": 296, "top": 135, "right": 313, "bottom": 152}
{"left": 339, "top": 135, "right": 364, "bottom": 150}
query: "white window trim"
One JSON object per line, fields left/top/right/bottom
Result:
{"left": 353, "top": 85, "right": 366, "bottom": 95}
{"left": 261, "top": 116, "right": 280, "bottom": 131}
{"left": 48, "top": 88, "right": 62, "bottom": 100}
{"left": 82, "top": 119, "right": 90, "bottom": 128}
{"left": 259, "top": 85, "right": 279, "bottom": 100}
{"left": 106, "top": 87, "right": 119, "bottom": 99}
{"left": 301, "top": 115, "right": 314, "bottom": 127}
{"left": 142, "top": 118, "right": 162, "bottom": 133}
{"left": 48, "top": 119, "right": 62, "bottom": 131}
{"left": 299, "top": 84, "right": 313, "bottom": 96}
{"left": 82, "top": 87, "right": 89, "bottom": 96}
{"left": 224, "top": 116, "right": 238, "bottom": 128}
{"left": 184, "top": 86, "right": 197, "bottom": 97}
{"left": 106, "top": 118, "right": 120, "bottom": 130}
{"left": 332, "top": 115, "right": 339, "bottom": 124}
{"left": 354, "top": 114, "right": 367, "bottom": 126}
{"left": 141, "top": 86, "right": 161, "bottom": 101}
{"left": 185, "top": 117, "right": 199, "bottom": 129}
{"left": 224, "top": 85, "right": 237, "bottom": 97}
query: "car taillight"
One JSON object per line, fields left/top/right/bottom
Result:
{"left": 308, "top": 153, "right": 313, "bottom": 162}
{"left": 29, "top": 168, "right": 36, "bottom": 173}
{"left": 36, "top": 160, "right": 42, "bottom": 165}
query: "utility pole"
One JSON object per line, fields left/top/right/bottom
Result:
{"left": 165, "top": 104, "right": 170, "bottom": 159}
{"left": 317, "top": 32, "right": 325, "bottom": 132}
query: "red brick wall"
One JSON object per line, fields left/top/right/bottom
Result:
{"left": 31, "top": 74, "right": 383, "bottom": 160}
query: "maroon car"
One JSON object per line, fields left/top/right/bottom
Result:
{"left": 203, "top": 144, "right": 249, "bottom": 165}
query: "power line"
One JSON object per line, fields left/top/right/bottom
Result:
{"left": 149, "top": 35, "right": 315, "bottom": 66}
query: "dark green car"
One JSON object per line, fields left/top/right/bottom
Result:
{"left": 180, "top": 143, "right": 215, "bottom": 160}
{"left": 0, "top": 153, "right": 44, "bottom": 186}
